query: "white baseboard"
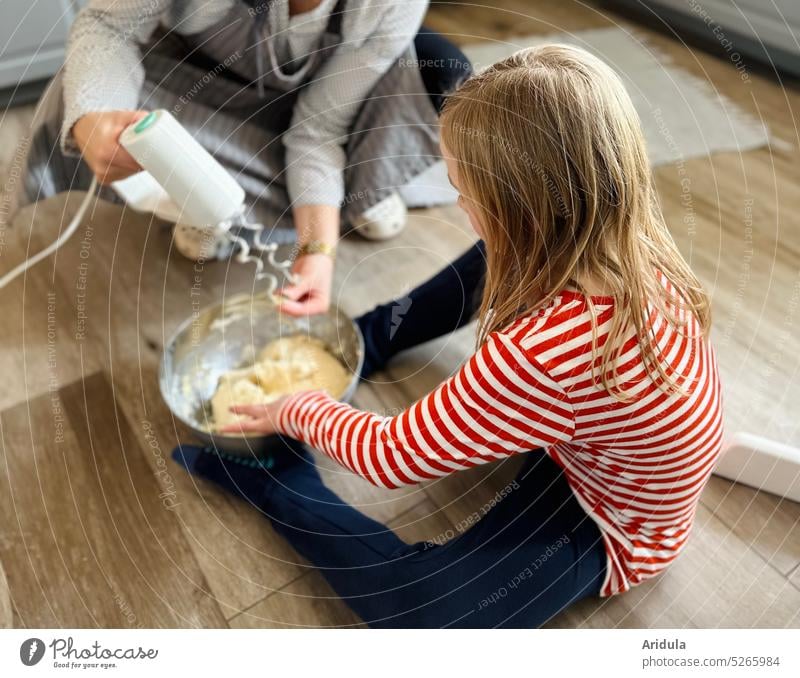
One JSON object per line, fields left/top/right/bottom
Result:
{"left": 713, "top": 433, "right": 800, "bottom": 503}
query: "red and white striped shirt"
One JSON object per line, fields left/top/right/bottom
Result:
{"left": 278, "top": 283, "right": 724, "bottom": 596}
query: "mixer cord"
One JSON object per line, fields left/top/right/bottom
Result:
{"left": 0, "top": 176, "right": 99, "bottom": 290}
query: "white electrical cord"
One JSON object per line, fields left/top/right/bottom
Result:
{"left": 0, "top": 177, "right": 99, "bottom": 289}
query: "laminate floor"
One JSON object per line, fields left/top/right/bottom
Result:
{"left": 0, "top": 0, "right": 798, "bottom": 628}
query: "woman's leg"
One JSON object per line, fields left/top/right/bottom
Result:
{"left": 356, "top": 240, "right": 486, "bottom": 377}
{"left": 414, "top": 27, "right": 473, "bottom": 113}
{"left": 173, "top": 440, "right": 606, "bottom": 628}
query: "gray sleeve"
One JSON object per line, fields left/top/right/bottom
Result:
{"left": 60, "top": 0, "right": 171, "bottom": 155}
{"left": 283, "top": 0, "right": 428, "bottom": 209}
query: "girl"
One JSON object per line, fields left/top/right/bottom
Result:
{"left": 173, "top": 45, "right": 723, "bottom": 628}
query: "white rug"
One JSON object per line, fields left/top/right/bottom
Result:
{"left": 401, "top": 26, "right": 771, "bottom": 207}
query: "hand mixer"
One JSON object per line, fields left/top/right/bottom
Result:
{"left": 0, "top": 109, "right": 294, "bottom": 296}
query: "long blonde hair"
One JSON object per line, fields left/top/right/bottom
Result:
{"left": 440, "top": 44, "right": 710, "bottom": 399}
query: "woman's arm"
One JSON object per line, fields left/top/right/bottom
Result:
{"left": 282, "top": 0, "right": 428, "bottom": 210}
{"left": 276, "top": 1, "right": 427, "bottom": 315}
{"left": 61, "top": 0, "right": 174, "bottom": 154}
{"left": 276, "top": 332, "right": 576, "bottom": 489}
{"left": 278, "top": 204, "right": 338, "bottom": 315}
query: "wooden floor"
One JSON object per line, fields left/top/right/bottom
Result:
{"left": 0, "top": 0, "right": 799, "bottom": 628}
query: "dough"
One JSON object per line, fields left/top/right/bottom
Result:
{"left": 211, "top": 335, "right": 350, "bottom": 430}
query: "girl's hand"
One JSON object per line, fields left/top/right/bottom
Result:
{"left": 219, "top": 396, "right": 289, "bottom": 436}
{"left": 72, "top": 110, "right": 149, "bottom": 184}
{"left": 220, "top": 396, "right": 288, "bottom": 435}
{"left": 277, "top": 253, "right": 334, "bottom": 316}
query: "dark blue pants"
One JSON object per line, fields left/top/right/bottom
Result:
{"left": 174, "top": 242, "right": 607, "bottom": 628}
{"left": 414, "top": 26, "right": 473, "bottom": 112}
{"left": 357, "top": 240, "right": 487, "bottom": 379}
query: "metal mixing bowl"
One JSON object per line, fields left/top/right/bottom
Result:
{"left": 159, "top": 292, "right": 364, "bottom": 455}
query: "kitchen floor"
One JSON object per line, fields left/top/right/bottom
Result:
{"left": 0, "top": 0, "right": 799, "bottom": 628}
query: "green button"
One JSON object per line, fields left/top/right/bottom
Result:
{"left": 134, "top": 111, "right": 157, "bottom": 134}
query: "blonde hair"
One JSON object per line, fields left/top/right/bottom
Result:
{"left": 440, "top": 44, "right": 710, "bottom": 399}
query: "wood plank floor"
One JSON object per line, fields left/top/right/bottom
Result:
{"left": 0, "top": 0, "right": 798, "bottom": 628}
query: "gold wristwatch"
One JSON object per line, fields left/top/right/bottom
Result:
{"left": 295, "top": 240, "right": 337, "bottom": 260}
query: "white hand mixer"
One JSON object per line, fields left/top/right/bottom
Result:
{"left": 0, "top": 109, "right": 294, "bottom": 295}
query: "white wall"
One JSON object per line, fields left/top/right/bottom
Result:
{"left": 0, "top": 0, "right": 84, "bottom": 88}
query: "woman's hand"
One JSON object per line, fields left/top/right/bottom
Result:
{"left": 277, "top": 253, "right": 334, "bottom": 316}
{"left": 72, "top": 110, "right": 149, "bottom": 184}
{"left": 219, "top": 396, "right": 289, "bottom": 436}
{"left": 281, "top": 204, "right": 339, "bottom": 316}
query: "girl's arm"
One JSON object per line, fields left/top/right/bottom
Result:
{"left": 277, "top": 332, "right": 576, "bottom": 488}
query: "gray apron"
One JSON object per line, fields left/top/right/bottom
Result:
{"left": 8, "top": 0, "right": 440, "bottom": 243}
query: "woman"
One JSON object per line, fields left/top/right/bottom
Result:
{"left": 173, "top": 45, "right": 723, "bottom": 627}
{"left": 8, "top": 0, "right": 470, "bottom": 315}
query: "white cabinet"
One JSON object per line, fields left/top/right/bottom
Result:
{"left": 0, "top": 0, "right": 84, "bottom": 89}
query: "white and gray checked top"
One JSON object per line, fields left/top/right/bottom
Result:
{"left": 62, "top": 0, "right": 428, "bottom": 207}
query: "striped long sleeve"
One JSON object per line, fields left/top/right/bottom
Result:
{"left": 278, "top": 332, "right": 575, "bottom": 489}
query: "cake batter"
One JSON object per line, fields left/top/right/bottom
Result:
{"left": 211, "top": 335, "right": 350, "bottom": 431}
